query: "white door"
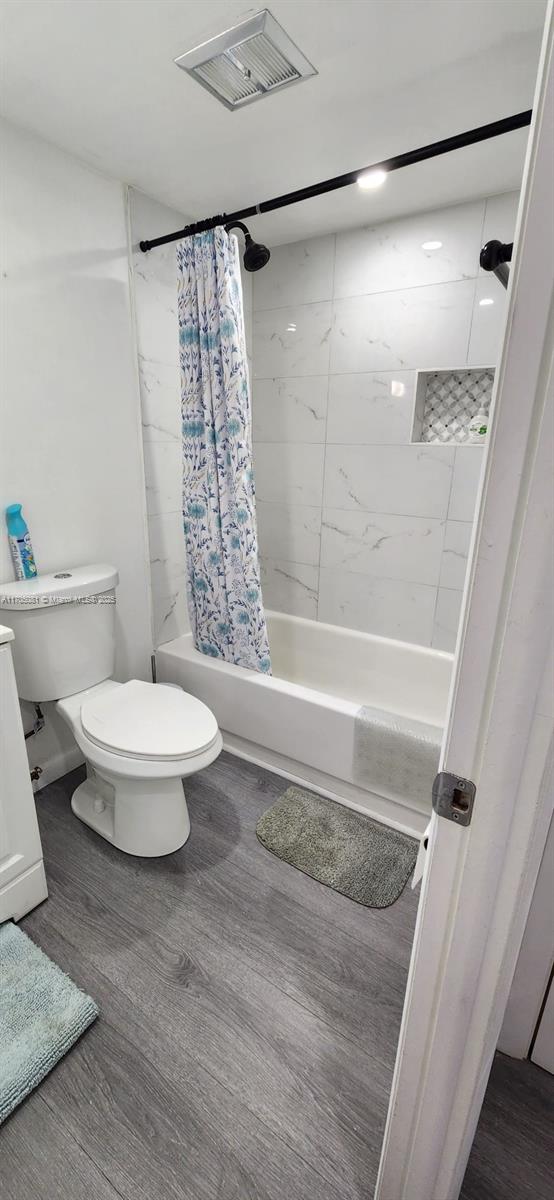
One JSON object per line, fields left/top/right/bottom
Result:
{"left": 0, "top": 629, "right": 48, "bottom": 920}
{"left": 375, "top": 10, "right": 554, "bottom": 1199}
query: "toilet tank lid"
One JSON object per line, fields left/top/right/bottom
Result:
{"left": 0, "top": 563, "right": 118, "bottom": 610}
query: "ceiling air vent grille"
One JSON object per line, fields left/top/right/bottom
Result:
{"left": 175, "top": 10, "right": 317, "bottom": 110}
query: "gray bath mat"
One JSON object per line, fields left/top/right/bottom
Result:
{"left": 0, "top": 922, "right": 98, "bottom": 1124}
{"left": 256, "top": 787, "right": 418, "bottom": 908}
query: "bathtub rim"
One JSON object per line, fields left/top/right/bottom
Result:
{"left": 263, "top": 607, "right": 454, "bottom": 667}
{"left": 158, "top": 609, "right": 453, "bottom": 726}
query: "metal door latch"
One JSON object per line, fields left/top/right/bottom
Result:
{"left": 432, "top": 772, "right": 476, "bottom": 826}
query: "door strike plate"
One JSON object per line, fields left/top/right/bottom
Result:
{"left": 432, "top": 772, "right": 476, "bottom": 826}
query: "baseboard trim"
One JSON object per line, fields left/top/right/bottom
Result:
{"left": 0, "top": 859, "right": 48, "bottom": 921}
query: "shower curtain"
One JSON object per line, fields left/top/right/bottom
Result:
{"left": 176, "top": 228, "right": 271, "bottom": 673}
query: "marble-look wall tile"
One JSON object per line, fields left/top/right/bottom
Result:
{"left": 132, "top": 243, "right": 180, "bottom": 367}
{"left": 240, "top": 261, "right": 253, "bottom": 312}
{"left": 334, "top": 201, "right": 484, "bottom": 298}
{"left": 253, "top": 442, "right": 325, "bottom": 507}
{"left": 432, "top": 588, "right": 463, "bottom": 653}
{"left": 481, "top": 192, "right": 520, "bottom": 250}
{"left": 247, "top": 194, "right": 517, "bottom": 648}
{"left": 244, "top": 314, "right": 253, "bottom": 364}
{"left": 253, "top": 302, "right": 332, "bottom": 378}
{"left": 261, "top": 558, "right": 318, "bottom": 619}
{"left": 253, "top": 235, "right": 335, "bottom": 309}
{"left": 256, "top": 501, "right": 321, "bottom": 566}
{"left": 323, "top": 444, "right": 455, "bottom": 519}
{"left": 153, "top": 590, "right": 189, "bottom": 649}
{"left": 326, "top": 371, "right": 415, "bottom": 443}
{"left": 330, "top": 280, "right": 475, "bottom": 374}
{"left": 318, "top": 568, "right": 437, "bottom": 645}
{"left": 252, "top": 376, "right": 328, "bottom": 442}
{"left": 439, "top": 520, "right": 472, "bottom": 590}
{"left": 448, "top": 446, "right": 484, "bottom": 522}
{"left": 148, "top": 511, "right": 187, "bottom": 598}
{"left": 240, "top": 260, "right": 253, "bottom": 360}
{"left": 139, "top": 356, "right": 181, "bottom": 442}
{"left": 467, "top": 274, "right": 510, "bottom": 366}
{"left": 129, "top": 188, "right": 191, "bottom": 647}
{"left": 143, "top": 440, "right": 181, "bottom": 517}
{"left": 321, "top": 509, "right": 445, "bottom": 586}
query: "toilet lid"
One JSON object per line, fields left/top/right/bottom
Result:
{"left": 80, "top": 680, "right": 219, "bottom": 761}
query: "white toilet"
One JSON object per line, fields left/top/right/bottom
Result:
{"left": 0, "top": 563, "right": 222, "bottom": 856}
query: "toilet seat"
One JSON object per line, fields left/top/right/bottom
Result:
{"left": 80, "top": 679, "right": 219, "bottom": 761}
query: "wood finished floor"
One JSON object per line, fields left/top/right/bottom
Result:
{"left": 2, "top": 753, "right": 553, "bottom": 1199}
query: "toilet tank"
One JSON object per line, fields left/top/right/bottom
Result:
{"left": 0, "top": 564, "right": 118, "bottom": 701}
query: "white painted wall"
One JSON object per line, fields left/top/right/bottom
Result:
{"left": 251, "top": 192, "right": 519, "bottom": 649}
{"left": 0, "top": 118, "right": 152, "bottom": 785}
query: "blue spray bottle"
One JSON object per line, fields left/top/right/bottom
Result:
{"left": 5, "top": 504, "right": 38, "bottom": 580}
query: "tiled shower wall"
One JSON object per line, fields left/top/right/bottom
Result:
{"left": 252, "top": 192, "right": 518, "bottom": 651}
{"left": 129, "top": 187, "right": 192, "bottom": 648}
{"left": 129, "top": 187, "right": 517, "bottom": 653}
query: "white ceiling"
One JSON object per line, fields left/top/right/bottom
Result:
{"left": 0, "top": 0, "right": 546, "bottom": 244}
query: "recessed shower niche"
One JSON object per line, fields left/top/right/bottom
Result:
{"left": 411, "top": 367, "right": 495, "bottom": 444}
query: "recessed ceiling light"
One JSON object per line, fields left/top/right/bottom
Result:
{"left": 286, "top": 323, "right": 297, "bottom": 332}
{"left": 357, "top": 169, "right": 387, "bottom": 191}
{"left": 479, "top": 298, "right": 494, "bottom": 306}
{"left": 422, "top": 240, "right": 443, "bottom": 251}
{"left": 390, "top": 380, "right": 405, "bottom": 397}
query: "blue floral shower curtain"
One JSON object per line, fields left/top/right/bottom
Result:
{"left": 176, "top": 228, "right": 271, "bottom": 673}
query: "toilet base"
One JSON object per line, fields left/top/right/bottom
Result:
{"left": 71, "top": 763, "right": 190, "bottom": 857}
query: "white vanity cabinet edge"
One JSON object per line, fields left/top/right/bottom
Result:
{"left": 0, "top": 626, "right": 48, "bottom": 920}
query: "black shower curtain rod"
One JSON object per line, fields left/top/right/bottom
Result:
{"left": 139, "top": 109, "right": 532, "bottom": 252}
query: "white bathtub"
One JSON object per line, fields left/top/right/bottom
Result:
{"left": 157, "top": 612, "right": 453, "bottom": 836}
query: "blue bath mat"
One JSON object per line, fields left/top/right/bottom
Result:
{"left": 0, "top": 921, "right": 98, "bottom": 1124}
